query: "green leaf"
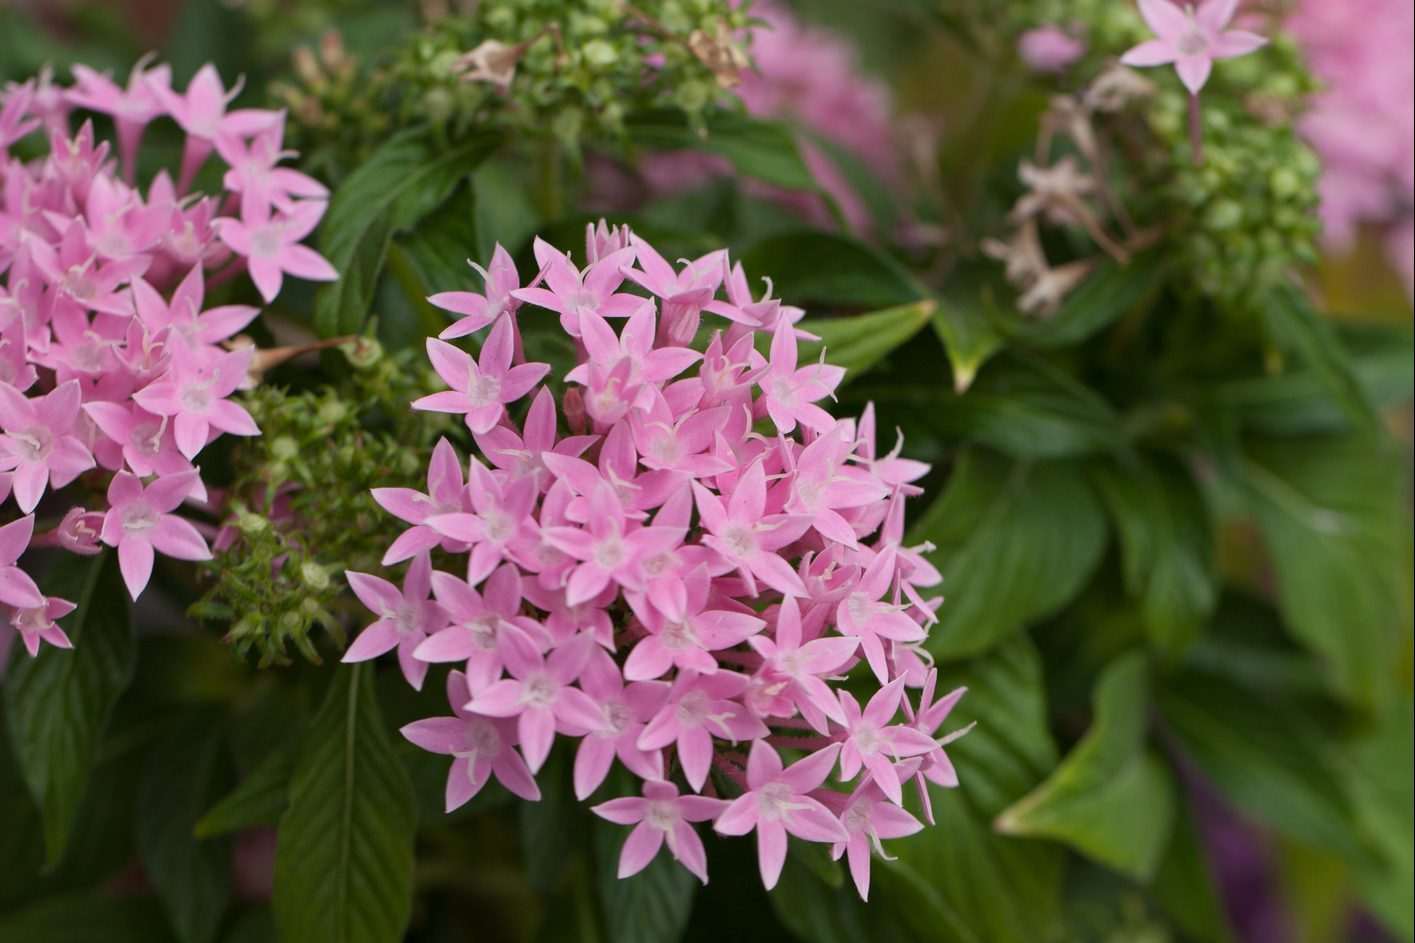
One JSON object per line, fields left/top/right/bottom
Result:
{"left": 931, "top": 287, "right": 1004, "bottom": 393}
{"left": 1346, "top": 697, "right": 1415, "bottom": 942}
{"left": 738, "top": 231, "right": 927, "bottom": 310}
{"left": 1209, "top": 321, "right": 1414, "bottom": 435}
{"left": 3, "top": 552, "right": 135, "bottom": 866}
{"left": 932, "top": 355, "right": 1122, "bottom": 459}
{"left": 769, "top": 852, "right": 914, "bottom": 943}
{"left": 911, "top": 448, "right": 1107, "bottom": 659}
{"left": 1150, "top": 790, "right": 1235, "bottom": 943}
{"left": 878, "top": 637, "right": 1065, "bottom": 943}
{"left": 627, "top": 110, "right": 821, "bottom": 194}
{"left": 471, "top": 157, "right": 539, "bottom": 265}
{"left": 1007, "top": 259, "right": 1161, "bottom": 350}
{"left": 314, "top": 128, "right": 499, "bottom": 338}
{"left": 1156, "top": 669, "right": 1362, "bottom": 857}
{"left": 799, "top": 299, "right": 936, "bottom": 381}
{"left": 1091, "top": 454, "right": 1218, "bottom": 656}
{"left": 135, "top": 716, "right": 230, "bottom": 943}
{"left": 998, "top": 653, "right": 1175, "bottom": 880}
{"left": 0, "top": 892, "right": 177, "bottom": 943}
{"left": 1260, "top": 284, "right": 1379, "bottom": 435}
{"left": 592, "top": 815, "right": 696, "bottom": 943}
{"left": 194, "top": 733, "right": 297, "bottom": 839}
{"left": 1236, "top": 434, "right": 1409, "bottom": 711}
{"left": 273, "top": 665, "right": 417, "bottom": 943}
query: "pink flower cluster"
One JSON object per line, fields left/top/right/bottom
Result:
{"left": 0, "top": 61, "right": 335, "bottom": 659}
{"left": 348, "top": 224, "right": 967, "bottom": 897}
{"left": 1288, "top": 0, "right": 1414, "bottom": 295}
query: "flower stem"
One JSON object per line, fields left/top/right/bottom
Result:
{"left": 1188, "top": 93, "right": 1205, "bottom": 165}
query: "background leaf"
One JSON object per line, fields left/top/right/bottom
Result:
{"left": 739, "top": 230, "right": 927, "bottom": 309}
{"left": 998, "top": 653, "right": 1175, "bottom": 880}
{"left": 1092, "top": 454, "right": 1218, "bottom": 656}
{"left": 879, "top": 637, "right": 1065, "bottom": 943}
{"left": 931, "top": 356, "right": 1122, "bottom": 459}
{"left": 314, "top": 128, "right": 498, "bottom": 338}
{"left": 800, "top": 299, "right": 935, "bottom": 381}
{"left": 1236, "top": 434, "right": 1410, "bottom": 712}
{"left": 1260, "top": 285, "right": 1379, "bottom": 435}
{"left": 2, "top": 552, "right": 135, "bottom": 866}
{"left": 592, "top": 814, "right": 697, "bottom": 943}
{"left": 273, "top": 665, "right": 417, "bottom": 943}
{"left": 911, "top": 448, "right": 1108, "bottom": 659}
{"left": 134, "top": 714, "right": 231, "bottom": 943}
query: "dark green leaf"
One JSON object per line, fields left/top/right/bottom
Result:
{"left": 931, "top": 287, "right": 1004, "bottom": 393}
{"left": 998, "top": 653, "right": 1175, "bottom": 880}
{"left": 1007, "top": 259, "right": 1161, "bottom": 350}
{"left": 0, "top": 892, "right": 177, "bottom": 943}
{"left": 593, "top": 815, "right": 696, "bottom": 943}
{"left": 1260, "top": 284, "right": 1379, "bottom": 435}
{"left": 933, "top": 356, "right": 1122, "bottom": 459}
{"left": 3, "top": 552, "right": 135, "bottom": 866}
{"left": 135, "top": 716, "right": 230, "bottom": 943}
{"left": 314, "top": 128, "right": 498, "bottom": 338}
{"left": 1237, "top": 434, "right": 1409, "bottom": 711}
{"left": 800, "top": 300, "right": 936, "bottom": 381}
{"left": 627, "top": 111, "right": 820, "bottom": 194}
{"left": 769, "top": 852, "right": 914, "bottom": 943}
{"left": 273, "top": 665, "right": 417, "bottom": 943}
{"left": 879, "top": 637, "right": 1065, "bottom": 943}
{"left": 1346, "top": 697, "right": 1414, "bottom": 942}
{"left": 1150, "top": 789, "right": 1235, "bottom": 943}
{"left": 195, "top": 732, "right": 297, "bottom": 839}
{"left": 1091, "top": 454, "right": 1218, "bottom": 656}
{"left": 911, "top": 449, "right": 1107, "bottom": 659}
{"left": 738, "top": 231, "right": 927, "bottom": 310}
{"left": 1209, "top": 321, "right": 1414, "bottom": 435}
{"left": 471, "top": 157, "right": 539, "bottom": 266}
{"left": 1156, "top": 669, "right": 1362, "bottom": 857}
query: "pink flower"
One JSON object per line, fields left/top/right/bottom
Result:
{"left": 371, "top": 437, "right": 471, "bottom": 564}
{"left": 401, "top": 670, "right": 541, "bottom": 810}
{"left": 511, "top": 238, "right": 642, "bottom": 336}
{"left": 1018, "top": 25, "right": 1088, "bottom": 74}
{"left": 1121, "top": 0, "right": 1267, "bottom": 95}
{"left": 342, "top": 553, "right": 447, "bottom": 691}
{"left": 826, "top": 772, "right": 924, "bottom": 900}
{"left": 748, "top": 595, "right": 858, "bottom": 732}
{"left": 8, "top": 595, "right": 77, "bottom": 657}
{"left": 837, "top": 676, "right": 939, "bottom": 804}
{"left": 0, "top": 514, "right": 43, "bottom": 609}
{"left": 412, "top": 317, "right": 549, "bottom": 434}
{"left": 0, "top": 380, "right": 95, "bottom": 512}
{"left": 99, "top": 469, "right": 211, "bottom": 599}
{"left": 133, "top": 344, "right": 260, "bottom": 459}
{"left": 758, "top": 320, "right": 845, "bottom": 435}
{"left": 216, "top": 200, "right": 336, "bottom": 303}
{"left": 593, "top": 780, "right": 727, "bottom": 883}
{"left": 693, "top": 461, "right": 810, "bottom": 597}
{"left": 713, "top": 740, "right": 848, "bottom": 890}
{"left": 463, "top": 633, "right": 603, "bottom": 773}
{"left": 567, "top": 648, "right": 667, "bottom": 799}
{"left": 414, "top": 564, "right": 543, "bottom": 692}
{"left": 431, "top": 244, "right": 525, "bottom": 339}
{"left": 637, "top": 671, "right": 769, "bottom": 791}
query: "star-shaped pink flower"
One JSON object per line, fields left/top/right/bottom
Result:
{"left": 1121, "top": 0, "right": 1267, "bottom": 95}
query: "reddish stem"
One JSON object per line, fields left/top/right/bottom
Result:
{"left": 1188, "top": 93, "right": 1206, "bottom": 166}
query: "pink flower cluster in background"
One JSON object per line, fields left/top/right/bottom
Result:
{"left": 637, "top": 0, "right": 898, "bottom": 232}
{"left": 1288, "top": 0, "right": 1415, "bottom": 295}
{"left": 0, "top": 62, "right": 334, "bottom": 660}
{"left": 349, "top": 223, "right": 966, "bottom": 897}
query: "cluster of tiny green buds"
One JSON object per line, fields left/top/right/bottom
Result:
{"left": 982, "top": 0, "right": 1321, "bottom": 305}
{"left": 274, "top": 0, "right": 751, "bottom": 168}
{"left": 192, "top": 341, "right": 451, "bottom": 667}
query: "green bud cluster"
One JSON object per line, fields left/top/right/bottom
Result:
{"left": 191, "top": 340, "right": 452, "bottom": 667}
{"left": 971, "top": 1, "right": 1323, "bottom": 305}
{"left": 273, "top": 0, "right": 751, "bottom": 169}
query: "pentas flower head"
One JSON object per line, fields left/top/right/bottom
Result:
{"left": 0, "top": 61, "right": 336, "bottom": 655}
{"left": 1121, "top": 0, "right": 1268, "bottom": 95}
{"left": 356, "top": 226, "right": 967, "bottom": 896}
